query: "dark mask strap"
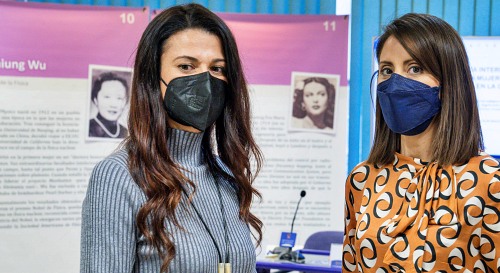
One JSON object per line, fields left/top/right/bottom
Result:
{"left": 369, "top": 70, "right": 379, "bottom": 113}
{"left": 161, "top": 78, "right": 168, "bottom": 87}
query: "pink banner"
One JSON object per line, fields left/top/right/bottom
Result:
{"left": 0, "top": 2, "right": 149, "bottom": 78}
{"left": 218, "top": 13, "right": 349, "bottom": 86}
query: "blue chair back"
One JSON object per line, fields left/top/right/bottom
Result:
{"left": 303, "top": 231, "right": 343, "bottom": 251}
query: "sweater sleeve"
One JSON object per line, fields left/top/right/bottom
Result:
{"left": 80, "top": 156, "right": 142, "bottom": 273}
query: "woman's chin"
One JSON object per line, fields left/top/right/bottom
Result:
{"left": 100, "top": 115, "right": 120, "bottom": 121}
{"left": 307, "top": 112, "right": 325, "bottom": 118}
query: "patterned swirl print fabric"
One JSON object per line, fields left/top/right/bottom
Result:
{"left": 343, "top": 153, "right": 500, "bottom": 273}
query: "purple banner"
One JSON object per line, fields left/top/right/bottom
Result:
{"left": 218, "top": 13, "right": 349, "bottom": 86}
{"left": 0, "top": 2, "right": 149, "bottom": 78}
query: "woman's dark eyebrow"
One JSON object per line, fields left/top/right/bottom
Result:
{"left": 212, "top": 58, "right": 226, "bottom": 63}
{"left": 173, "top": 55, "right": 199, "bottom": 62}
{"left": 173, "top": 56, "right": 226, "bottom": 64}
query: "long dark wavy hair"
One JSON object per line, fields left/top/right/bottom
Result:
{"left": 123, "top": 3, "right": 263, "bottom": 271}
{"left": 368, "top": 13, "right": 483, "bottom": 166}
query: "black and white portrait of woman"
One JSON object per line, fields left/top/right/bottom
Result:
{"left": 290, "top": 72, "right": 339, "bottom": 133}
{"left": 87, "top": 65, "right": 132, "bottom": 140}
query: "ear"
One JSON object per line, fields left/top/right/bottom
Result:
{"left": 93, "top": 98, "right": 98, "bottom": 105}
{"left": 301, "top": 102, "right": 305, "bottom": 111}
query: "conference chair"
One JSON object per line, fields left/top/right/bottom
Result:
{"left": 303, "top": 230, "right": 343, "bottom": 251}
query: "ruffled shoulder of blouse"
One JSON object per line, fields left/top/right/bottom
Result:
{"left": 453, "top": 153, "right": 500, "bottom": 176}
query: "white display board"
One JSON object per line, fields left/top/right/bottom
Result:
{"left": 463, "top": 37, "right": 500, "bottom": 157}
{"left": 0, "top": 3, "right": 350, "bottom": 272}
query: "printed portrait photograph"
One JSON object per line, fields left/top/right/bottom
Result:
{"left": 289, "top": 72, "right": 340, "bottom": 134}
{"left": 86, "top": 65, "right": 132, "bottom": 141}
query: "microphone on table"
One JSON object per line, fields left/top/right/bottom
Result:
{"left": 273, "top": 190, "right": 306, "bottom": 263}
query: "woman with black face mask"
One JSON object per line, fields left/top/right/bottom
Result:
{"left": 343, "top": 13, "right": 500, "bottom": 273}
{"left": 80, "top": 4, "right": 263, "bottom": 273}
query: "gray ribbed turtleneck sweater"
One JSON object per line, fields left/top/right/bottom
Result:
{"left": 80, "top": 128, "right": 257, "bottom": 273}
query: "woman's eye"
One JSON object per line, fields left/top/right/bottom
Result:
{"left": 178, "top": 64, "right": 193, "bottom": 71}
{"left": 380, "top": 68, "right": 392, "bottom": 76}
{"left": 409, "top": 66, "right": 423, "bottom": 74}
{"left": 211, "top": 66, "right": 226, "bottom": 75}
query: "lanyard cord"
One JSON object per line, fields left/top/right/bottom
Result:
{"left": 181, "top": 175, "right": 230, "bottom": 265}
{"left": 214, "top": 179, "right": 230, "bottom": 263}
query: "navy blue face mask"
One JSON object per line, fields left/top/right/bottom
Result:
{"left": 376, "top": 73, "right": 441, "bottom": 136}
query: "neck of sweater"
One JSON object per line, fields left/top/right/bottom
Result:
{"left": 167, "top": 127, "right": 204, "bottom": 166}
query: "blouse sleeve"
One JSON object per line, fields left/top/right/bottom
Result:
{"left": 342, "top": 168, "right": 360, "bottom": 272}
{"left": 80, "top": 157, "right": 142, "bottom": 273}
{"left": 480, "top": 168, "right": 500, "bottom": 272}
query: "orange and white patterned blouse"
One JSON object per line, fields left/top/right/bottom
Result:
{"left": 343, "top": 153, "right": 500, "bottom": 273}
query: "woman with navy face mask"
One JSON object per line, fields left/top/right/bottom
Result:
{"left": 343, "top": 13, "right": 500, "bottom": 273}
{"left": 80, "top": 4, "right": 263, "bottom": 273}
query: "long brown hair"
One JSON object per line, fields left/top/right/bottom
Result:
{"left": 124, "top": 4, "right": 263, "bottom": 271}
{"left": 368, "top": 13, "right": 483, "bottom": 166}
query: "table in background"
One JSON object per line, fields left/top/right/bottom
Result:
{"left": 256, "top": 259, "right": 342, "bottom": 273}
